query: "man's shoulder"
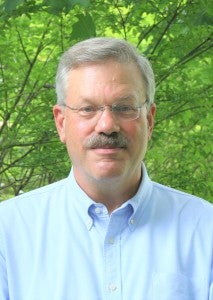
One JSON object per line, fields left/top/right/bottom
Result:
{"left": 151, "top": 181, "right": 213, "bottom": 220}
{"left": 0, "top": 178, "right": 67, "bottom": 216}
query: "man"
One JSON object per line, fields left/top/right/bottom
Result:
{"left": 0, "top": 37, "right": 212, "bottom": 300}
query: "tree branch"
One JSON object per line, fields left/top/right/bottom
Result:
{"left": 150, "top": 1, "right": 185, "bottom": 55}
{"left": 1, "top": 19, "right": 53, "bottom": 135}
{"left": 157, "top": 35, "right": 212, "bottom": 86}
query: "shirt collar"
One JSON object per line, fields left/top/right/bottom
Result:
{"left": 125, "top": 163, "right": 153, "bottom": 230}
{"left": 65, "top": 169, "right": 95, "bottom": 230}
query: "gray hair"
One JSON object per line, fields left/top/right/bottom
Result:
{"left": 56, "top": 37, "right": 155, "bottom": 106}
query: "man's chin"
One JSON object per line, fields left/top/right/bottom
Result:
{"left": 91, "top": 163, "right": 125, "bottom": 181}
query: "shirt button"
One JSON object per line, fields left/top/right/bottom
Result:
{"left": 95, "top": 207, "right": 101, "bottom": 214}
{"left": 130, "top": 218, "right": 135, "bottom": 224}
{"left": 108, "top": 283, "right": 117, "bottom": 292}
{"left": 108, "top": 237, "right": 114, "bottom": 244}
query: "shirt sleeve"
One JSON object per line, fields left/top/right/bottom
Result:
{"left": 209, "top": 267, "right": 213, "bottom": 300}
{"left": 0, "top": 228, "right": 9, "bottom": 300}
{"left": 209, "top": 282, "right": 213, "bottom": 300}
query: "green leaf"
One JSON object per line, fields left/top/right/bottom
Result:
{"left": 42, "top": 0, "right": 90, "bottom": 14}
{"left": 72, "top": 0, "right": 90, "bottom": 6}
{"left": 4, "top": 0, "right": 25, "bottom": 12}
{"left": 70, "top": 13, "right": 96, "bottom": 40}
{"left": 192, "top": 10, "right": 213, "bottom": 26}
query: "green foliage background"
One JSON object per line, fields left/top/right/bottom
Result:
{"left": 0, "top": 0, "right": 212, "bottom": 202}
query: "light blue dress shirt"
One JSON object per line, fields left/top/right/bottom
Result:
{"left": 0, "top": 164, "right": 213, "bottom": 300}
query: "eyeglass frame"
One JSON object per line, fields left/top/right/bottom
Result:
{"left": 61, "top": 100, "right": 148, "bottom": 121}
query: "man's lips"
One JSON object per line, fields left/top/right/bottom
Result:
{"left": 91, "top": 146, "right": 125, "bottom": 155}
{"left": 91, "top": 144, "right": 126, "bottom": 149}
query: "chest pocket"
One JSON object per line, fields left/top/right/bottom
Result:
{"left": 151, "top": 272, "right": 201, "bottom": 300}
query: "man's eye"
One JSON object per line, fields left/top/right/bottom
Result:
{"left": 115, "top": 105, "right": 135, "bottom": 112}
{"left": 79, "top": 106, "right": 96, "bottom": 113}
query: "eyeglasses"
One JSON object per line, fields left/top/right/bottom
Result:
{"left": 62, "top": 101, "right": 148, "bottom": 121}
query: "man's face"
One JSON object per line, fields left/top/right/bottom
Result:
{"left": 53, "top": 60, "right": 156, "bottom": 187}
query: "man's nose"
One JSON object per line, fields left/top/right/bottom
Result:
{"left": 94, "top": 107, "right": 120, "bottom": 135}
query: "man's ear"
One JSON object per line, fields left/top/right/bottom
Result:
{"left": 147, "top": 103, "right": 156, "bottom": 140}
{"left": 53, "top": 105, "right": 66, "bottom": 143}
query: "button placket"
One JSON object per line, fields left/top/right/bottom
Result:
{"left": 104, "top": 214, "right": 123, "bottom": 299}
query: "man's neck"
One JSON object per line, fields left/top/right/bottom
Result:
{"left": 73, "top": 169, "right": 142, "bottom": 213}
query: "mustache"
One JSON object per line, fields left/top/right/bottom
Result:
{"left": 85, "top": 133, "right": 128, "bottom": 149}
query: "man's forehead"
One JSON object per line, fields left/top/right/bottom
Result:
{"left": 67, "top": 60, "right": 144, "bottom": 87}
{"left": 65, "top": 60, "right": 146, "bottom": 101}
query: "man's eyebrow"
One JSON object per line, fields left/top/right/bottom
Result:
{"left": 75, "top": 97, "right": 95, "bottom": 104}
{"left": 76, "top": 94, "right": 139, "bottom": 104}
{"left": 114, "top": 94, "right": 138, "bottom": 102}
